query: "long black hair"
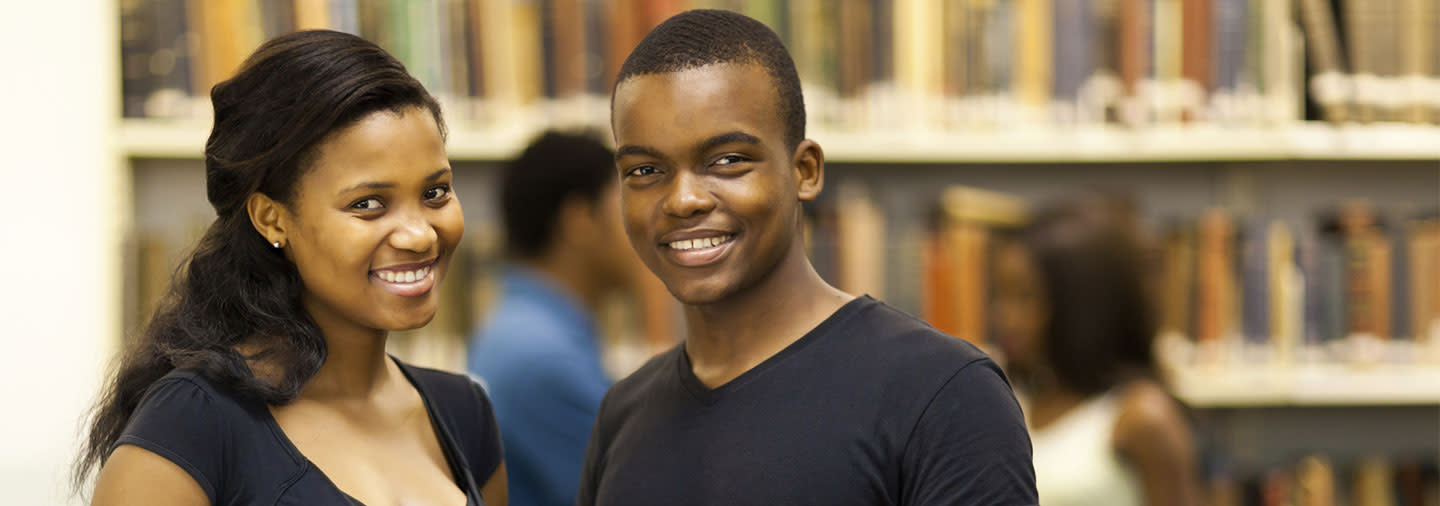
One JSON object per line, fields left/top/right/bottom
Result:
{"left": 1019, "top": 194, "right": 1158, "bottom": 397}
{"left": 75, "top": 30, "right": 444, "bottom": 488}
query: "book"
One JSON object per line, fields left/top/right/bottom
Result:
{"left": 835, "top": 185, "right": 887, "bottom": 299}
{"left": 926, "top": 186, "right": 1026, "bottom": 346}
{"left": 1298, "top": 0, "right": 1352, "bottom": 122}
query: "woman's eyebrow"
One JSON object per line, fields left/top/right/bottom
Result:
{"left": 338, "top": 168, "right": 451, "bottom": 194}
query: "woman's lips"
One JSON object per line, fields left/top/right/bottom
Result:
{"left": 371, "top": 264, "right": 436, "bottom": 297}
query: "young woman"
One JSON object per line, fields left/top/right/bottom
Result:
{"left": 76, "top": 30, "right": 506, "bottom": 506}
{"left": 993, "top": 195, "right": 1200, "bottom": 506}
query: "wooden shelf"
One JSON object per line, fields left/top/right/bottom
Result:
{"left": 118, "top": 118, "right": 539, "bottom": 160}
{"left": 1168, "top": 363, "right": 1440, "bottom": 407}
{"left": 120, "top": 119, "right": 1440, "bottom": 163}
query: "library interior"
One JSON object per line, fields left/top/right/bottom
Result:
{"left": 2, "top": 0, "right": 1438, "bottom": 505}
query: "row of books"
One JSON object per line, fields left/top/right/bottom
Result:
{"left": 1298, "top": 0, "right": 1440, "bottom": 125}
{"left": 805, "top": 186, "right": 1440, "bottom": 366}
{"left": 1157, "top": 203, "right": 1440, "bottom": 366}
{"left": 1209, "top": 454, "right": 1439, "bottom": 506}
{"left": 119, "top": 0, "right": 1440, "bottom": 129}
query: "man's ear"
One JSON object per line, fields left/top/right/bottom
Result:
{"left": 792, "top": 139, "right": 825, "bottom": 202}
{"left": 246, "top": 193, "right": 289, "bottom": 248}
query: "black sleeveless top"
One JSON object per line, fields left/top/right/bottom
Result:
{"left": 113, "top": 357, "right": 503, "bottom": 506}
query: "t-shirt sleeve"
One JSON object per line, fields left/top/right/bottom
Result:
{"left": 466, "top": 375, "right": 506, "bottom": 482}
{"left": 113, "top": 377, "right": 228, "bottom": 505}
{"left": 900, "top": 359, "right": 1039, "bottom": 506}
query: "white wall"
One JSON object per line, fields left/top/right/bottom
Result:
{"left": 0, "top": 0, "right": 121, "bottom": 504}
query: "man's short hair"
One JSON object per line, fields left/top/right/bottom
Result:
{"left": 615, "top": 9, "right": 806, "bottom": 150}
{"left": 500, "top": 130, "right": 616, "bottom": 258}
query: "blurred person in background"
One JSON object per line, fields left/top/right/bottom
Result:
{"left": 76, "top": 30, "right": 506, "bottom": 506}
{"left": 992, "top": 194, "right": 1201, "bottom": 506}
{"left": 467, "top": 130, "right": 636, "bottom": 506}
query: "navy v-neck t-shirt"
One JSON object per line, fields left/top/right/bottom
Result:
{"left": 578, "top": 296, "right": 1038, "bottom": 506}
{"left": 113, "top": 358, "right": 503, "bottom": 506}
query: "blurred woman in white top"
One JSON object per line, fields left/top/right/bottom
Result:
{"left": 992, "top": 194, "right": 1202, "bottom": 506}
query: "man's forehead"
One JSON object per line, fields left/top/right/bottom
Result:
{"left": 614, "top": 65, "right": 778, "bottom": 136}
{"left": 616, "top": 63, "right": 772, "bottom": 104}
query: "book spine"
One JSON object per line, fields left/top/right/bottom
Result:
{"left": 1241, "top": 220, "right": 1271, "bottom": 345}
{"left": 1397, "top": 0, "right": 1431, "bottom": 123}
{"left": 1119, "top": 0, "right": 1152, "bottom": 125}
{"left": 1014, "top": 0, "right": 1055, "bottom": 120}
{"left": 1180, "top": 0, "right": 1212, "bottom": 120}
{"left": 294, "top": 0, "right": 331, "bottom": 30}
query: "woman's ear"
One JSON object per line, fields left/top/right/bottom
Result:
{"left": 792, "top": 139, "right": 825, "bottom": 202}
{"left": 246, "top": 193, "right": 289, "bottom": 248}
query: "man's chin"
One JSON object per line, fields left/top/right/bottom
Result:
{"left": 665, "top": 279, "right": 739, "bottom": 307}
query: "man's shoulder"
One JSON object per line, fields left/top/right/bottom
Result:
{"left": 593, "top": 345, "right": 680, "bottom": 419}
{"left": 838, "top": 297, "right": 993, "bottom": 371}
{"left": 607, "top": 344, "right": 680, "bottom": 397}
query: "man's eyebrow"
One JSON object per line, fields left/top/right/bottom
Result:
{"left": 698, "top": 131, "right": 762, "bottom": 153}
{"left": 615, "top": 144, "right": 664, "bottom": 161}
{"left": 340, "top": 168, "right": 450, "bottom": 194}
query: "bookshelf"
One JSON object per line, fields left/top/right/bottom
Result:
{"left": 120, "top": 118, "right": 1440, "bottom": 163}
{"left": 1169, "top": 363, "right": 1440, "bottom": 407}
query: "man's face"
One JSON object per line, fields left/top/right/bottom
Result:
{"left": 611, "top": 63, "right": 808, "bottom": 305}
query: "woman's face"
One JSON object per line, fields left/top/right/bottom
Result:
{"left": 282, "top": 107, "right": 463, "bottom": 334}
{"left": 992, "top": 240, "right": 1047, "bottom": 373}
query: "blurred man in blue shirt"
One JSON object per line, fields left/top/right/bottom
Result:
{"left": 469, "top": 131, "right": 637, "bottom": 506}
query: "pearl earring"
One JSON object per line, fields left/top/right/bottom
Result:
{"left": 272, "top": 241, "right": 282, "bottom": 249}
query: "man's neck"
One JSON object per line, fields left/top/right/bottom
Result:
{"left": 682, "top": 247, "right": 853, "bottom": 389}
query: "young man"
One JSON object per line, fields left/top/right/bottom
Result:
{"left": 579, "top": 10, "right": 1037, "bottom": 506}
{"left": 468, "top": 131, "right": 636, "bottom": 506}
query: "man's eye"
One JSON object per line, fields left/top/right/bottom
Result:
{"left": 627, "top": 166, "right": 658, "bottom": 177}
{"left": 351, "top": 197, "right": 384, "bottom": 210}
{"left": 424, "top": 185, "right": 451, "bottom": 201}
{"left": 715, "top": 155, "right": 748, "bottom": 166}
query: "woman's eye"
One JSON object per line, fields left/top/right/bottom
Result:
{"left": 351, "top": 197, "right": 384, "bottom": 210}
{"left": 627, "top": 166, "right": 658, "bottom": 177}
{"left": 424, "top": 185, "right": 451, "bottom": 201}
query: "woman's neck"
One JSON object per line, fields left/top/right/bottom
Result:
{"left": 299, "top": 296, "right": 393, "bottom": 401}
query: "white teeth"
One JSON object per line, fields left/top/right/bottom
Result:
{"left": 668, "top": 235, "right": 731, "bottom": 251}
{"left": 376, "top": 266, "right": 430, "bottom": 284}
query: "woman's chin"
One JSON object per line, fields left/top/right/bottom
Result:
{"left": 379, "top": 310, "right": 438, "bottom": 332}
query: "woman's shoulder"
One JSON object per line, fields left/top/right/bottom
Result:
{"left": 395, "top": 358, "right": 505, "bottom": 482}
{"left": 126, "top": 369, "right": 268, "bottom": 436}
{"left": 1110, "top": 378, "right": 1194, "bottom": 453}
{"left": 396, "top": 359, "right": 493, "bottom": 410}
{"left": 116, "top": 368, "right": 297, "bottom": 504}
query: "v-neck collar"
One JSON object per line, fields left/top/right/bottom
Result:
{"left": 676, "top": 296, "right": 870, "bottom": 405}
{"left": 261, "top": 355, "right": 479, "bottom": 506}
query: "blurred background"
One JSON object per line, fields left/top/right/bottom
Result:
{"left": 2, "top": 0, "right": 1438, "bottom": 504}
